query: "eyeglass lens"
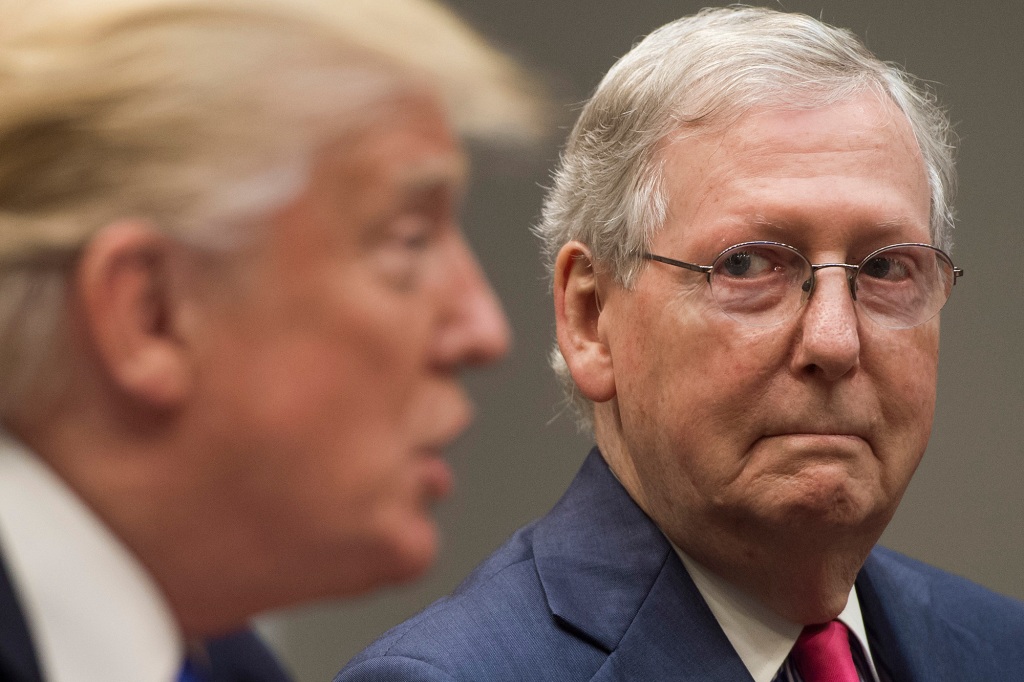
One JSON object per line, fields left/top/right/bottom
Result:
{"left": 708, "top": 243, "right": 955, "bottom": 328}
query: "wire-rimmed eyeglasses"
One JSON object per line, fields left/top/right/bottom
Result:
{"left": 643, "top": 241, "right": 963, "bottom": 329}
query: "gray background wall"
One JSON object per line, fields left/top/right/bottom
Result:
{"left": 259, "top": 2, "right": 1024, "bottom": 680}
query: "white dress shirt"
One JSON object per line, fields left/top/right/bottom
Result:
{"left": 0, "top": 430, "right": 184, "bottom": 682}
{"left": 674, "top": 546, "right": 880, "bottom": 682}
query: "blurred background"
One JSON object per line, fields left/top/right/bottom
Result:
{"left": 259, "top": 1, "right": 1024, "bottom": 679}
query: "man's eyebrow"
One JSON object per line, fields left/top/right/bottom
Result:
{"left": 395, "top": 154, "right": 468, "bottom": 195}
{"left": 749, "top": 216, "right": 927, "bottom": 235}
{"left": 873, "top": 217, "right": 925, "bottom": 232}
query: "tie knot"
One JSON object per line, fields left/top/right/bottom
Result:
{"left": 790, "top": 621, "right": 859, "bottom": 682}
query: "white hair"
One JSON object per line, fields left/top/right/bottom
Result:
{"left": 0, "top": 0, "right": 541, "bottom": 416}
{"left": 536, "top": 6, "right": 957, "bottom": 430}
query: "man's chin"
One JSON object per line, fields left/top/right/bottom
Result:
{"left": 378, "top": 517, "right": 442, "bottom": 585}
{"left": 753, "top": 472, "right": 887, "bottom": 532}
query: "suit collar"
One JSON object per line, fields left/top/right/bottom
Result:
{"left": 533, "top": 448, "right": 751, "bottom": 680}
{"left": 0, "top": 551, "right": 43, "bottom": 682}
{"left": 533, "top": 448, "right": 669, "bottom": 651}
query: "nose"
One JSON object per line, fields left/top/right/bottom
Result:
{"left": 433, "top": 236, "right": 511, "bottom": 368}
{"left": 790, "top": 267, "right": 860, "bottom": 381}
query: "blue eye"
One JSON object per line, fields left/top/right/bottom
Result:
{"left": 717, "top": 248, "right": 776, "bottom": 278}
{"left": 721, "top": 251, "right": 752, "bottom": 276}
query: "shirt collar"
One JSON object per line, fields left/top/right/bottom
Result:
{"left": 674, "top": 545, "right": 879, "bottom": 682}
{"left": 0, "top": 429, "right": 184, "bottom": 682}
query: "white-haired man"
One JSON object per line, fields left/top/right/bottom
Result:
{"left": 0, "top": 0, "right": 539, "bottom": 680}
{"left": 339, "top": 7, "right": 1024, "bottom": 681}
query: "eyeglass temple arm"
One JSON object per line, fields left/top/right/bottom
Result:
{"left": 642, "top": 253, "right": 713, "bottom": 279}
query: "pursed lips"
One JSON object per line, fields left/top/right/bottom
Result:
{"left": 759, "top": 424, "right": 873, "bottom": 446}
{"left": 751, "top": 431, "right": 873, "bottom": 468}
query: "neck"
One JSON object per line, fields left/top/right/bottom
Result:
{"left": 708, "top": 541, "right": 868, "bottom": 624}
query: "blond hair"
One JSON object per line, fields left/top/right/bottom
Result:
{"left": 0, "top": 0, "right": 541, "bottom": 415}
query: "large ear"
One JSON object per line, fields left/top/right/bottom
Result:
{"left": 553, "top": 241, "right": 615, "bottom": 403}
{"left": 74, "top": 220, "right": 192, "bottom": 409}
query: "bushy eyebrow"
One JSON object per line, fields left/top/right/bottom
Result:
{"left": 394, "top": 154, "right": 468, "bottom": 200}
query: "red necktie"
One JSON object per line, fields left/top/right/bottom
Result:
{"left": 790, "top": 621, "right": 860, "bottom": 682}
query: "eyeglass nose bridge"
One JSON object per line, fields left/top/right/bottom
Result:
{"left": 801, "top": 262, "right": 861, "bottom": 302}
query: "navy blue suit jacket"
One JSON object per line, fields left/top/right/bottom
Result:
{"left": 0, "top": 551, "right": 290, "bottom": 682}
{"left": 338, "top": 448, "right": 1024, "bottom": 681}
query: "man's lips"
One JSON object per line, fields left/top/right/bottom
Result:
{"left": 760, "top": 432, "right": 868, "bottom": 447}
{"left": 418, "top": 451, "right": 454, "bottom": 499}
{"left": 753, "top": 432, "right": 872, "bottom": 463}
{"left": 414, "top": 397, "right": 474, "bottom": 499}
{"left": 761, "top": 420, "right": 872, "bottom": 443}
{"left": 412, "top": 438, "right": 459, "bottom": 501}
{"left": 762, "top": 431, "right": 867, "bottom": 440}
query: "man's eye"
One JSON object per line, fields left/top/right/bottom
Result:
{"left": 388, "top": 216, "right": 434, "bottom": 251}
{"left": 861, "top": 256, "right": 909, "bottom": 281}
{"left": 370, "top": 215, "right": 446, "bottom": 291}
{"left": 718, "top": 249, "right": 773, "bottom": 278}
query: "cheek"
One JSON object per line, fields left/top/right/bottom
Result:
{"left": 614, "top": 304, "right": 788, "bottom": 489}
{"left": 256, "top": 318, "right": 420, "bottom": 434}
{"left": 204, "top": 287, "right": 433, "bottom": 497}
{"left": 641, "top": 324, "right": 784, "bottom": 443}
{"left": 873, "top": 328, "right": 939, "bottom": 468}
{"left": 243, "top": 328, "right": 433, "bottom": 543}
{"left": 701, "top": 327, "right": 788, "bottom": 413}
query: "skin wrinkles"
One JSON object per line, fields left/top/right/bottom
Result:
{"left": 568, "top": 90, "right": 938, "bottom": 623}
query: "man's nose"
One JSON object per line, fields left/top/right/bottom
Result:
{"left": 434, "top": 237, "right": 511, "bottom": 368}
{"left": 790, "top": 267, "right": 861, "bottom": 381}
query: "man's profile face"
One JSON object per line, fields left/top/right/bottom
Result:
{"left": 187, "top": 92, "right": 509, "bottom": 597}
{"left": 597, "top": 92, "right": 938, "bottom": 571}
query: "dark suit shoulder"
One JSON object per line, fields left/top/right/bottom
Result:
{"left": 207, "top": 630, "right": 292, "bottom": 682}
{"left": 336, "top": 520, "right": 607, "bottom": 682}
{"left": 866, "top": 546, "right": 1024, "bottom": 626}
{"left": 859, "top": 546, "right": 1024, "bottom": 679}
{"left": 338, "top": 450, "right": 748, "bottom": 681}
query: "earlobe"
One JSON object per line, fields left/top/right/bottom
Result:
{"left": 553, "top": 241, "right": 615, "bottom": 403}
{"left": 75, "top": 220, "right": 192, "bottom": 409}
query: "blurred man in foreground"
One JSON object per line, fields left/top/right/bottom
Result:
{"left": 339, "top": 7, "right": 1024, "bottom": 681}
{"left": 0, "top": 0, "right": 538, "bottom": 680}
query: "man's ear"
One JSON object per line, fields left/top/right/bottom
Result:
{"left": 74, "top": 220, "right": 193, "bottom": 409}
{"left": 553, "top": 241, "right": 615, "bottom": 403}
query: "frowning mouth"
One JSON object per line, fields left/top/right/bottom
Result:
{"left": 755, "top": 432, "right": 871, "bottom": 459}
{"left": 762, "top": 421, "right": 871, "bottom": 442}
{"left": 765, "top": 431, "right": 865, "bottom": 440}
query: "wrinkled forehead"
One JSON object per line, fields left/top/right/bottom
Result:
{"left": 658, "top": 89, "right": 927, "bottom": 191}
{"left": 651, "top": 92, "right": 931, "bottom": 248}
{"left": 661, "top": 85, "right": 921, "bottom": 159}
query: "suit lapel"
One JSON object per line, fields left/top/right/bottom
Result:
{"left": 0, "top": 552, "right": 43, "bottom": 682}
{"left": 592, "top": 553, "right": 754, "bottom": 681}
{"left": 534, "top": 449, "right": 751, "bottom": 681}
